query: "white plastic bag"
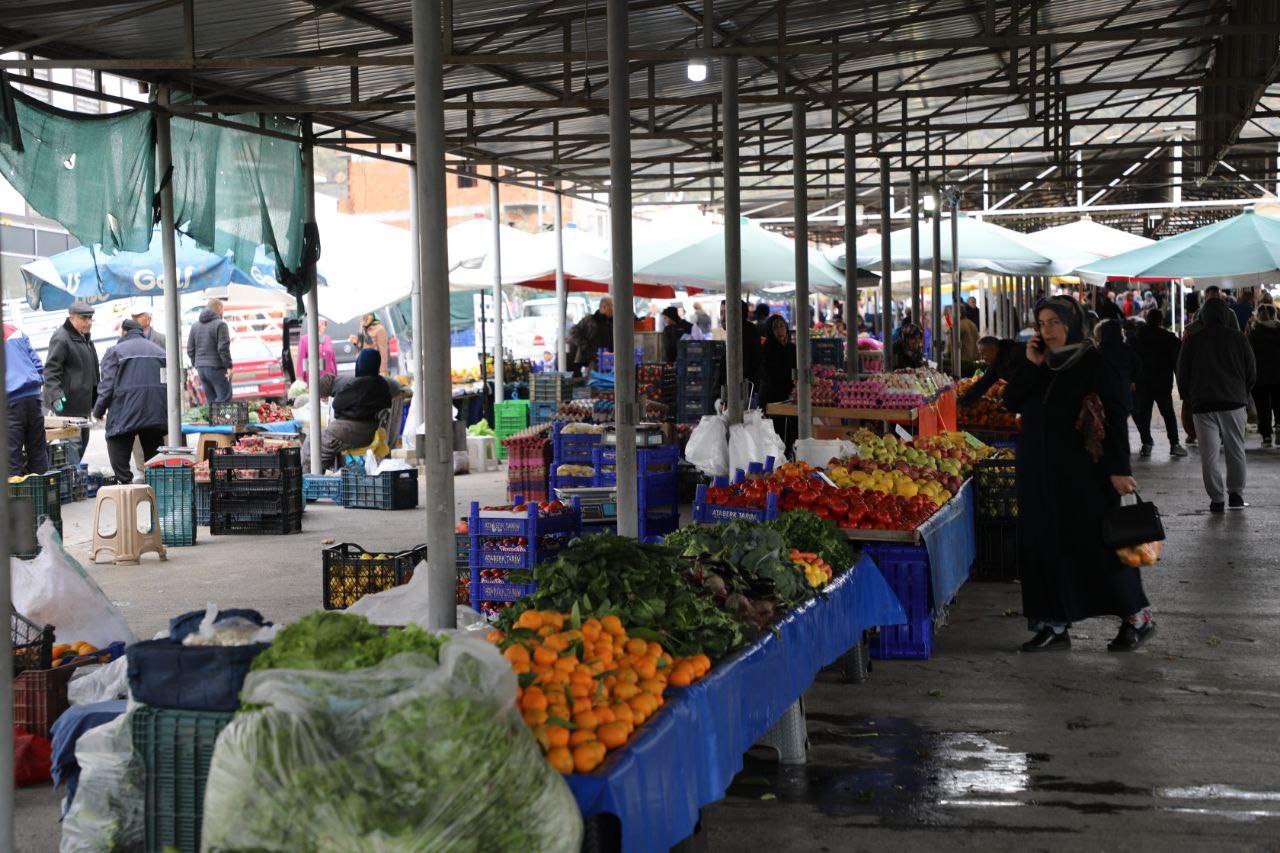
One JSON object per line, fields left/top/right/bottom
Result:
{"left": 793, "top": 437, "right": 857, "bottom": 469}
{"left": 345, "top": 556, "right": 484, "bottom": 631}
{"left": 729, "top": 409, "right": 786, "bottom": 478}
{"left": 201, "top": 638, "right": 583, "bottom": 852}
{"left": 59, "top": 706, "right": 142, "bottom": 852}
{"left": 685, "top": 413, "right": 729, "bottom": 478}
{"left": 11, "top": 521, "right": 136, "bottom": 648}
{"left": 68, "top": 656, "right": 130, "bottom": 705}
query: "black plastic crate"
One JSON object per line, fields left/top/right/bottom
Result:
{"left": 209, "top": 507, "right": 302, "bottom": 536}
{"left": 322, "top": 542, "right": 428, "bottom": 609}
{"left": 810, "top": 338, "right": 845, "bottom": 368}
{"left": 209, "top": 400, "right": 250, "bottom": 425}
{"left": 677, "top": 340, "right": 725, "bottom": 361}
{"left": 974, "top": 457, "right": 1018, "bottom": 521}
{"left": 208, "top": 446, "right": 302, "bottom": 479}
{"left": 974, "top": 520, "right": 1019, "bottom": 582}
{"left": 340, "top": 467, "right": 419, "bottom": 510}
{"left": 12, "top": 610, "right": 53, "bottom": 677}
{"left": 9, "top": 472, "right": 62, "bottom": 558}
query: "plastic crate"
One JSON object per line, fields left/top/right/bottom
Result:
{"left": 550, "top": 472, "right": 595, "bottom": 493}
{"left": 469, "top": 499, "right": 581, "bottom": 538}
{"left": 677, "top": 340, "right": 725, "bottom": 361}
{"left": 528, "top": 400, "right": 560, "bottom": 425}
{"left": 322, "top": 542, "right": 428, "bottom": 609}
{"left": 11, "top": 611, "right": 53, "bottom": 677}
{"left": 505, "top": 437, "right": 552, "bottom": 467}
{"left": 9, "top": 472, "right": 62, "bottom": 558}
{"left": 303, "top": 473, "right": 343, "bottom": 503}
{"left": 676, "top": 358, "right": 722, "bottom": 378}
{"left": 494, "top": 400, "right": 530, "bottom": 460}
{"left": 12, "top": 664, "right": 75, "bottom": 738}
{"left": 591, "top": 444, "right": 679, "bottom": 485}
{"left": 597, "top": 347, "right": 642, "bottom": 372}
{"left": 810, "top": 338, "right": 845, "bottom": 368}
{"left": 865, "top": 543, "right": 933, "bottom": 660}
{"left": 456, "top": 532, "right": 471, "bottom": 574}
{"left": 974, "top": 457, "right": 1018, "bottom": 521}
{"left": 48, "top": 440, "right": 77, "bottom": 470}
{"left": 82, "top": 469, "right": 104, "bottom": 499}
{"left": 54, "top": 465, "right": 78, "bottom": 504}
{"left": 209, "top": 507, "right": 302, "bottom": 536}
{"left": 131, "top": 705, "right": 234, "bottom": 853}
{"left": 211, "top": 478, "right": 302, "bottom": 516}
{"left": 145, "top": 460, "right": 197, "bottom": 547}
{"left": 340, "top": 467, "right": 419, "bottom": 510}
{"left": 530, "top": 372, "right": 578, "bottom": 402}
{"left": 469, "top": 529, "right": 572, "bottom": 570}
{"left": 209, "top": 400, "right": 249, "bottom": 425}
{"left": 973, "top": 520, "right": 1020, "bottom": 582}
{"left": 553, "top": 435, "right": 603, "bottom": 466}
{"left": 691, "top": 485, "right": 780, "bottom": 524}
{"left": 208, "top": 445, "right": 302, "bottom": 477}
{"left": 469, "top": 574, "right": 537, "bottom": 606}
{"left": 194, "top": 482, "right": 211, "bottom": 527}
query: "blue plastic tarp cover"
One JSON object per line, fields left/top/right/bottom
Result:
{"left": 180, "top": 420, "right": 301, "bottom": 435}
{"left": 564, "top": 555, "right": 905, "bottom": 852}
{"left": 50, "top": 699, "right": 128, "bottom": 810}
{"left": 917, "top": 480, "right": 976, "bottom": 613}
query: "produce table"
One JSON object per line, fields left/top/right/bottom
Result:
{"left": 767, "top": 387, "right": 956, "bottom": 440}
{"left": 565, "top": 555, "right": 907, "bottom": 852}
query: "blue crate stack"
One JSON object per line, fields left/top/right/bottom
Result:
{"left": 863, "top": 543, "right": 933, "bottom": 660}
{"left": 468, "top": 500, "right": 581, "bottom": 618}
{"left": 676, "top": 339, "right": 725, "bottom": 423}
{"left": 592, "top": 444, "right": 680, "bottom": 539}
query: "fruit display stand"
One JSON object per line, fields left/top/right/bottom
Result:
{"left": 567, "top": 555, "right": 907, "bottom": 852}
{"left": 767, "top": 387, "right": 958, "bottom": 441}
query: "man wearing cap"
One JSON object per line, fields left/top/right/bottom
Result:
{"left": 43, "top": 300, "right": 100, "bottom": 457}
{"left": 94, "top": 319, "right": 167, "bottom": 485}
{"left": 129, "top": 301, "right": 166, "bottom": 349}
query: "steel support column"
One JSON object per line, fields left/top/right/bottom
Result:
{"left": 930, "top": 184, "right": 943, "bottom": 360}
{"left": 909, "top": 168, "right": 921, "bottom": 328}
{"left": 302, "top": 123, "right": 322, "bottom": 476}
{"left": 0, "top": 296, "right": 12, "bottom": 850}
{"left": 607, "top": 0, "right": 638, "bottom": 537}
{"left": 844, "top": 133, "right": 859, "bottom": 379}
{"left": 155, "top": 87, "right": 183, "bottom": 447}
{"left": 411, "top": 0, "right": 457, "bottom": 629}
{"left": 950, "top": 197, "right": 961, "bottom": 379}
{"left": 793, "top": 103, "right": 812, "bottom": 440}
{"left": 554, "top": 180, "right": 568, "bottom": 372}
{"left": 879, "top": 158, "right": 894, "bottom": 370}
{"left": 490, "top": 172, "right": 504, "bottom": 403}
{"left": 409, "top": 162, "right": 426, "bottom": 437}
{"left": 723, "top": 55, "right": 744, "bottom": 424}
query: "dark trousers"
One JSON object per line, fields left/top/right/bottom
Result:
{"left": 1253, "top": 382, "right": 1280, "bottom": 439}
{"left": 1133, "top": 383, "right": 1179, "bottom": 447}
{"left": 106, "top": 427, "right": 164, "bottom": 485}
{"left": 8, "top": 396, "right": 49, "bottom": 476}
{"left": 197, "top": 367, "right": 233, "bottom": 403}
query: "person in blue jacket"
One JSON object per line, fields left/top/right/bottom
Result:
{"left": 93, "top": 319, "right": 168, "bottom": 485}
{"left": 4, "top": 321, "right": 49, "bottom": 476}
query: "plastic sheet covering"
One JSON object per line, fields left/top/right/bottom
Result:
{"left": 50, "top": 700, "right": 127, "bottom": 813}
{"left": 0, "top": 79, "right": 154, "bottom": 254}
{"left": 201, "top": 636, "right": 583, "bottom": 852}
{"left": 917, "top": 480, "right": 976, "bottom": 613}
{"left": 59, "top": 705, "right": 142, "bottom": 852}
{"left": 565, "top": 555, "right": 905, "bottom": 852}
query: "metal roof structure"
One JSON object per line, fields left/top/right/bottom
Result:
{"left": 3, "top": 0, "right": 1280, "bottom": 237}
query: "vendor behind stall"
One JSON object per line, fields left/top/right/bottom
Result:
{"left": 302, "top": 348, "right": 403, "bottom": 473}
{"left": 960, "top": 336, "right": 1027, "bottom": 405}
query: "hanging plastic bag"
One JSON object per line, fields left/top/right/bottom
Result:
{"left": 685, "top": 413, "right": 729, "bottom": 478}
{"left": 11, "top": 521, "right": 136, "bottom": 649}
{"left": 729, "top": 410, "right": 786, "bottom": 478}
{"left": 201, "top": 638, "right": 583, "bottom": 852}
{"left": 59, "top": 707, "right": 143, "bottom": 852}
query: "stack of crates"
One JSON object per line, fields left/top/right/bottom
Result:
{"left": 48, "top": 441, "right": 84, "bottom": 503}
{"left": 676, "top": 340, "right": 724, "bottom": 422}
{"left": 468, "top": 500, "right": 581, "bottom": 620}
{"left": 145, "top": 455, "right": 198, "bottom": 546}
{"left": 494, "top": 399, "right": 529, "bottom": 460}
{"left": 637, "top": 363, "right": 677, "bottom": 414}
{"left": 591, "top": 444, "right": 680, "bottom": 538}
{"left": 8, "top": 472, "right": 62, "bottom": 558}
{"left": 810, "top": 338, "right": 845, "bottom": 369}
{"left": 596, "top": 347, "right": 643, "bottom": 373}
{"left": 529, "top": 372, "right": 580, "bottom": 425}
{"left": 208, "top": 446, "right": 303, "bottom": 535}
{"left": 504, "top": 433, "right": 552, "bottom": 503}
{"left": 973, "top": 456, "right": 1018, "bottom": 581}
{"left": 550, "top": 421, "right": 603, "bottom": 493}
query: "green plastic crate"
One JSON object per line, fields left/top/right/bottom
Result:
{"left": 145, "top": 461, "right": 197, "bottom": 546}
{"left": 8, "top": 472, "right": 61, "bottom": 558}
{"left": 132, "top": 705, "right": 234, "bottom": 853}
{"left": 494, "top": 400, "right": 529, "bottom": 460}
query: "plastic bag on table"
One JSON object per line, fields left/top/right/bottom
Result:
{"left": 11, "top": 521, "right": 136, "bottom": 649}
{"left": 685, "top": 413, "right": 729, "bottom": 478}
{"left": 729, "top": 409, "right": 786, "bottom": 478}
{"left": 59, "top": 706, "right": 142, "bottom": 852}
{"left": 201, "top": 637, "right": 583, "bottom": 852}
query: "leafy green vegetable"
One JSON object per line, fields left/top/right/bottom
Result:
{"left": 764, "top": 510, "right": 855, "bottom": 573}
{"left": 665, "top": 521, "right": 809, "bottom": 607}
{"left": 251, "top": 611, "right": 445, "bottom": 673}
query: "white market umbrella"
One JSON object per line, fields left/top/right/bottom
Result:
{"left": 447, "top": 218, "right": 546, "bottom": 288}
{"left": 827, "top": 213, "right": 1062, "bottom": 276}
{"left": 311, "top": 206, "right": 417, "bottom": 322}
{"left": 1031, "top": 218, "right": 1154, "bottom": 259}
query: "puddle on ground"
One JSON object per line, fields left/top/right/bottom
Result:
{"left": 727, "top": 715, "right": 1280, "bottom": 825}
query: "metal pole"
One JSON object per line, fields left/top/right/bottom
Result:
{"left": 411, "top": 0, "right": 457, "bottom": 629}
{"left": 302, "top": 123, "right": 322, "bottom": 475}
{"left": 723, "top": 55, "right": 744, "bottom": 424}
{"left": 409, "top": 162, "right": 426, "bottom": 436}
{"left": 607, "top": 0, "right": 638, "bottom": 537}
{"left": 930, "top": 184, "right": 943, "bottom": 360}
{"left": 0, "top": 295, "right": 13, "bottom": 852}
{"left": 879, "top": 157, "right": 894, "bottom": 370}
{"left": 950, "top": 198, "right": 962, "bottom": 379}
{"left": 793, "top": 103, "right": 812, "bottom": 440}
{"left": 844, "top": 133, "right": 860, "bottom": 379}
{"left": 909, "top": 168, "right": 921, "bottom": 329}
{"left": 155, "top": 86, "right": 183, "bottom": 447}
{"left": 490, "top": 171, "right": 505, "bottom": 403}
{"left": 554, "top": 181, "right": 568, "bottom": 372}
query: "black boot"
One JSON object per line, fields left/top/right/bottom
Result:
{"left": 1020, "top": 627, "right": 1070, "bottom": 653}
{"left": 1108, "top": 620, "right": 1157, "bottom": 652}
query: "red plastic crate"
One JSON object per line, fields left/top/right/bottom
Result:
{"left": 13, "top": 665, "right": 75, "bottom": 738}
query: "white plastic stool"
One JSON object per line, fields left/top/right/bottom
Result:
{"left": 467, "top": 435, "right": 498, "bottom": 473}
{"left": 90, "top": 485, "right": 167, "bottom": 565}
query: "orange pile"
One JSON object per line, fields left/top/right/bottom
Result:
{"left": 488, "top": 610, "right": 711, "bottom": 774}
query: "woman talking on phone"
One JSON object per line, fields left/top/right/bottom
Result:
{"left": 1003, "top": 296, "right": 1155, "bottom": 653}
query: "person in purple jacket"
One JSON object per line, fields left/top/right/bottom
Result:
{"left": 4, "top": 321, "right": 50, "bottom": 476}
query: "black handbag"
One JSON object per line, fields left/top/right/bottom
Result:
{"left": 1102, "top": 492, "right": 1166, "bottom": 549}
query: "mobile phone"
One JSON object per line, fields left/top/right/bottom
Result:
{"left": 1030, "top": 336, "right": 1046, "bottom": 354}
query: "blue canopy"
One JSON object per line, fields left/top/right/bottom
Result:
{"left": 21, "top": 230, "right": 285, "bottom": 311}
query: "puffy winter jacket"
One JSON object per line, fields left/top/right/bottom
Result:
{"left": 186, "top": 308, "right": 231, "bottom": 369}
{"left": 94, "top": 329, "right": 168, "bottom": 437}
{"left": 1176, "top": 299, "right": 1257, "bottom": 413}
{"left": 43, "top": 319, "right": 99, "bottom": 416}
{"left": 4, "top": 324, "right": 43, "bottom": 401}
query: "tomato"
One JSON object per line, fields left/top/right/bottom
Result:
{"left": 827, "top": 499, "right": 848, "bottom": 516}
{"left": 796, "top": 491, "right": 816, "bottom": 506}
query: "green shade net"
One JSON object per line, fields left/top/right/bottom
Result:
{"left": 169, "top": 114, "right": 312, "bottom": 299}
{"left": 0, "top": 77, "right": 154, "bottom": 253}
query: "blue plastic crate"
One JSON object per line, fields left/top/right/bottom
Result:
{"left": 677, "top": 340, "right": 725, "bottom": 361}
{"left": 550, "top": 473, "right": 595, "bottom": 493}
{"left": 469, "top": 531, "right": 571, "bottom": 569}
{"left": 469, "top": 499, "right": 581, "bottom": 538}
{"left": 864, "top": 543, "right": 933, "bottom": 660}
{"left": 303, "top": 474, "right": 343, "bottom": 503}
{"left": 691, "top": 484, "right": 780, "bottom": 524}
{"left": 529, "top": 400, "right": 560, "bottom": 425}
{"left": 340, "top": 468, "right": 419, "bottom": 510}
{"left": 195, "top": 482, "right": 211, "bottom": 527}
{"left": 552, "top": 422, "right": 603, "bottom": 465}
{"left": 676, "top": 358, "right": 721, "bottom": 378}
{"left": 641, "top": 513, "right": 679, "bottom": 541}
{"left": 469, "top": 574, "right": 537, "bottom": 606}
{"left": 591, "top": 444, "right": 679, "bottom": 482}
{"left": 596, "top": 347, "right": 643, "bottom": 372}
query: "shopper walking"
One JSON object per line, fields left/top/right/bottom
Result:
{"left": 43, "top": 300, "right": 99, "bottom": 458}
{"left": 1004, "top": 296, "right": 1154, "bottom": 653}
{"left": 1176, "top": 298, "right": 1256, "bottom": 512}
{"left": 5, "top": 321, "right": 49, "bottom": 476}
{"left": 1131, "top": 309, "right": 1186, "bottom": 457}
{"left": 349, "top": 313, "right": 390, "bottom": 375}
{"left": 298, "top": 317, "right": 339, "bottom": 383}
{"left": 93, "top": 319, "right": 167, "bottom": 486}
{"left": 1246, "top": 303, "right": 1280, "bottom": 448}
{"left": 188, "top": 298, "right": 233, "bottom": 403}
{"left": 692, "top": 301, "right": 712, "bottom": 336}
{"left": 758, "top": 315, "right": 797, "bottom": 449}
{"left": 1232, "top": 288, "right": 1256, "bottom": 332}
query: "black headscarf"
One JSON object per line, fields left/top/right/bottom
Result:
{"left": 1035, "top": 296, "right": 1093, "bottom": 371}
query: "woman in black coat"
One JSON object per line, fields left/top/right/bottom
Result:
{"left": 758, "top": 314, "right": 797, "bottom": 448}
{"left": 1092, "top": 318, "right": 1140, "bottom": 413}
{"left": 1247, "top": 303, "right": 1280, "bottom": 448}
{"left": 1003, "top": 297, "right": 1155, "bottom": 653}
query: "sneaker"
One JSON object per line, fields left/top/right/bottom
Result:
{"left": 1209, "top": 501, "right": 1225, "bottom": 514}
{"left": 1020, "top": 628, "right": 1071, "bottom": 653}
{"left": 1263, "top": 436, "right": 1274, "bottom": 448}
{"left": 1170, "top": 444, "right": 1188, "bottom": 457}
{"left": 1139, "top": 444, "right": 1153, "bottom": 457}
{"left": 1108, "top": 620, "right": 1156, "bottom": 652}
{"left": 1229, "top": 493, "right": 1248, "bottom": 509}
{"left": 1186, "top": 437, "right": 1197, "bottom": 446}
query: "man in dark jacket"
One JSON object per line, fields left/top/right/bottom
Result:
{"left": 303, "top": 348, "right": 403, "bottom": 473}
{"left": 960, "top": 336, "right": 1026, "bottom": 404}
{"left": 1131, "top": 309, "right": 1186, "bottom": 457}
{"left": 5, "top": 321, "right": 49, "bottom": 476}
{"left": 187, "top": 298, "right": 233, "bottom": 402}
{"left": 1232, "top": 288, "right": 1255, "bottom": 332}
{"left": 567, "top": 297, "right": 613, "bottom": 372}
{"left": 43, "top": 300, "right": 99, "bottom": 458}
{"left": 94, "top": 319, "right": 167, "bottom": 485}
{"left": 1176, "top": 298, "right": 1257, "bottom": 512}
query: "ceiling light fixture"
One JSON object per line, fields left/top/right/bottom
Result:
{"left": 687, "top": 58, "right": 708, "bottom": 83}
